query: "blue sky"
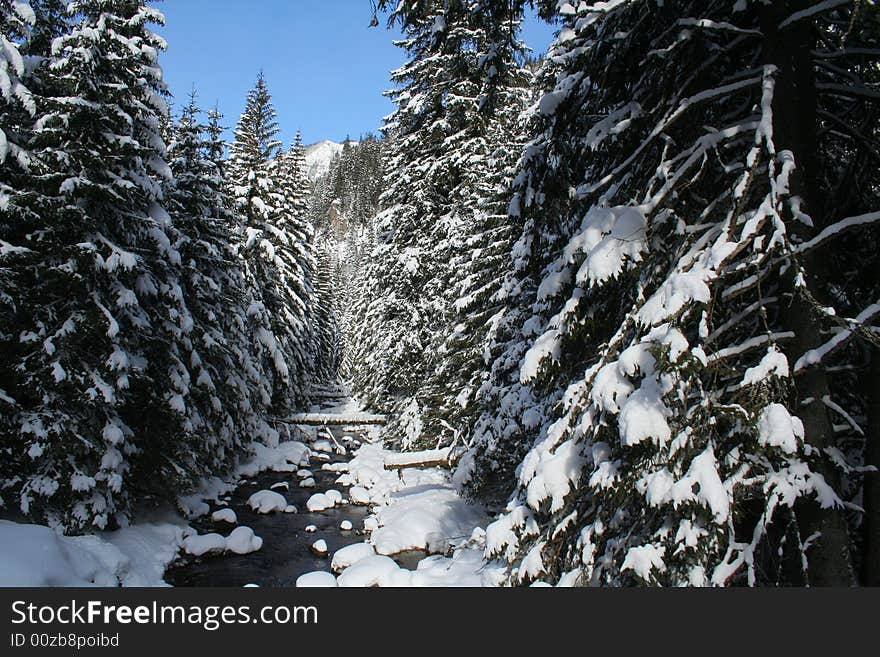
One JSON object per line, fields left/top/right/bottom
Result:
{"left": 154, "top": 1, "right": 556, "bottom": 147}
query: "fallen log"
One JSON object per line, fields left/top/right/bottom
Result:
{"left": 384, "top": 447, "right": 464, "bottom": 471}
{"left": 283, "top": 413, "right": 388, "bottom": 426}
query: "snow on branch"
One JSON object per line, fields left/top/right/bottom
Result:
{"left": 794, "top": 302, "right": 880, "bottom": 373}
{"left": 793, "top": 210, "right": 880, "bottom": 254}
{"left": 580, "top": 78, "right": 761, "bottom": 198}
{"left": 821, "top": 396, "right": 865, "bottom": 436}
{"left": 677, "top": 18, "right": 761, "bottom": 36}
{"left": 707, "top": 332, "right": 796, "bottom": 364}
{"left": 779, "top": 0, "right": 851, "bottom": 29}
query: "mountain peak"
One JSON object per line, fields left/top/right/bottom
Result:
{"left": 304, "top": 139, "right": 358, "bottom": 182}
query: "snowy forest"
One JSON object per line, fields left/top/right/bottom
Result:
{"left": 1, "top": 0, "right": 879, "bottom": 588}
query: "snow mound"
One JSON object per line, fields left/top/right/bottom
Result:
{"left": 248, "top": 490, "right": 290, "bottom": 514}
{"left": 306, "top": 490, "right": 342, "bottom": 512}
{"left": 349, "top": 486, "right": 371, "bottom": 505}
{"left": 296, "top": 571, "right": 338, "bottom": 588}
{"left": 226, "top": 527, "right": 263, "bottom": 555}
{"left": 212, "top": 509, "right": 238, "bottom": 524}
{"left": 183, "top": 527, "right": 263, "bottom": 557}
{"left": 336, "top": 555, "right": 401, "bottom": 587}
{"left": 331, "top": 542, "right": 375, "bottom": 573}
{"left": 182, "top": 533, "right": 227, "bottom": 557}
{"left": 371, "top": 487, "right": 487, "bottom": 556}
{"left": 313, "top": 439, "right": 334, "bottom": 453}
{"left": 0, "top": 520, "right": 184, "bottom": 587}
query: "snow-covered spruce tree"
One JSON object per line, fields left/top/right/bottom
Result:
{"left": 0, "top": 0, "right": 37, "bottom": 505}
{"left": 2, "top": 0, "right": 197, "bottom": 530}
{"left": 229, "top": 74, "right": 315, "bottom": 414}
{"left": 307, "top": 137, "right": 385, "bottom": 381}
{"left": 312, "top": 237, "right": 342, "bottom": 382}
{"left": 164, "top": 90, "right": 274, "bottom": 478}
{"left": 416, "top": 6, "right": 536, "bottom": 454}
{"left": 0, "top": 0, "right": 36, "bottom": 199}
{"left": 22, "top": 0, "right": 67, "bottom": 59}
{"left": 266, "top": 136, "right": 318, "bottom": 392}
{"left": 352, "top": 0, "right": 528, "bottom": 445}
{"left": 473, "top": 0, "right": 880, "bottom": 586}
{"left": 204, "top": 104, "right": 227, "bottom": 176}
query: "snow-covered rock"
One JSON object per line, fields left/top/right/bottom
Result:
{"left": 296, "top": 571, "right": 338, "bottom": 588}
{"left": 300, "top": 478, "right": 316, "bottom": 488}
{"left": 247, "top": 490, "right": 289, "bottom": 514}
{"left": 331, "top": 543, "right": 375, "bottom": 573}
{"left": 182, "top": 533, "right": 227, "bottom": 557}
{"left": 349, "top": 486, "right": 370, "bottom": 505}
{"left": 226, "top": 527, "right": 263, "bottom": 555}
{"left": 313, "top": 439, "right": 334, "bottom": 453}
{"left": 336, "top": 555, "right": 401, "bottom": 587}
{"left": 340, "top": 520, "right": 353, "bottom": 531}
{"left": 212, "top": 509, "right": 238, "bottom": 525}
{"left": 305, "top": 525, "right": 318, "bottom": 533}
{"left": 306, "top": 493, "right": 336, "bottom": 512}
{"left": 311, "top": 539, "right": 328, "bottom": 556}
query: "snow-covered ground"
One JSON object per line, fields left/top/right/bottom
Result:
{"left": 0, "top": 436, "right": 313, "bottom": 587}
{"left": 0, "top": 394, "right": 503, "bottom": 588}
{"left": 0, "top": 518, "right": 186, "bottom": 587}
{"left": 297, "top": 442, "right": 505, "bottom": 587}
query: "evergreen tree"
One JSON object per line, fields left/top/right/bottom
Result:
{"left": 2, "top": 0, "right": 188, "bottom": 530}
{"left": 0, "top": 0, "right": 37, "bottom": 505}
{"left": 228, "top": 72, "right": 281, "bottom": 186}
{"left": 352, "top": 0, "right": 532, "bottom": 447}
{"left": 164, "top": 90, "right": 274, "bottom": 478}
{"left": 229, "top": 74, "right": 315, "bottom": 414}
{"left": 205, "top": 104, "right": 227, "bottom": 174}
{"left": 472, "top": 0, "right": 880, "bottom": 587}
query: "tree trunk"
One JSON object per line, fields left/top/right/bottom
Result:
{"left": 761, "top": 0, "right": 855, "bottom": 586}
{"left": 863, "top": 349, "right": 880, "bottom": 585}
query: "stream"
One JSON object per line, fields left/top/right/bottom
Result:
{"left": 164, "top": 426, "right": 423, "bottom": 587}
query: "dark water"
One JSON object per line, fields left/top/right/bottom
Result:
{"left": 165, "top": 431, "right": 371, "bottom": 587}
{"left": 164, "top": 427, "right": 428, "bottom": 587}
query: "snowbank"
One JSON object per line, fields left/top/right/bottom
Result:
{"left": 371, "top": 487, "right": 487, "bottom": 556}
{"left": 0, "top": 519, "right": 184, "bottom": 587}
{"left": 329, "top": 441, "right": 499, "bottom": 587}
{"left": 236, "top": 441, "right": 311, "bottom": 478}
